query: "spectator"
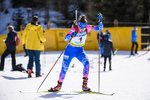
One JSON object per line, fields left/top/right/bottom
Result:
{"left": 105, "top": 29, "right": 111, "bottom": 40}
{"left": 22, "top": 16, "right": 46, "bottom": 78}
{"left": 131, "top": 27, "right": 138, "bottom": 55}
{"left": 101, "top": 35, "right": 114, "bottom": 71}
{"left": 0, "top": 26, "right": 17, "bottom": 71}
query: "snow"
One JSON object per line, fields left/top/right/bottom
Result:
{"left": 0, "top": 50, "right": 150, "bottom": 100}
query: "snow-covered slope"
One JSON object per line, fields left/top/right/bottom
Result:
{"left": 0, "top": 50, "right": 150, "bottom": 100}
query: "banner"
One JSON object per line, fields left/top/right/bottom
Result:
{"left": 0, "top": 27, "right": 141, "bottom": 55}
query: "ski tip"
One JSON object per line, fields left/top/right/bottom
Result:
{"left": 19, "top": 90, "right": 39, "bottom": 93}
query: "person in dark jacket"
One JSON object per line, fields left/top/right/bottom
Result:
{"left": 101, "top": 35, "right": 114, "bottom": 71}
{"left": 0, "top": 26, "right": 17, "bottom": 71}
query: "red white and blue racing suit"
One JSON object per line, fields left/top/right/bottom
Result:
{"left": 58, "top": 22, "right": 103, "bottom": 82}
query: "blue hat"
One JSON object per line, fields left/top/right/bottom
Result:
{"left": 78, "top": 22, "right": 87, "bottom": 28}
{"left": 134, "top": 27, "right": 137, "bottom": 30}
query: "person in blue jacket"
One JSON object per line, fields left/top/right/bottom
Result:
{"left": 50, "top": 13, "right": 103, "bottom": 92}
{"left": 0, "top": 26, "right": 17, "bottom": 71}
{"left": 105, "top": 29, "right": 111, "bottom": 40}
{"left": 131, "top": 27, "right": 138, "bottom": 55}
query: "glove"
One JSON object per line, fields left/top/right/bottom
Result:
{"left": 23, "top": 44, "right": 25, "bottom": 47}
{"left": 64, "top": 34, "right": 71, "bottom": 41}
{"left": 71, "top": 32, "right": 76, "bottom": 37}
{"left": 97, "top": 13, "right": 103, "bottom": 20}
{"left": 64, "top": 32, "right": 77, "bottom": 41}
{"left": 3, "top": 39, "right": 6, "bottom": 42}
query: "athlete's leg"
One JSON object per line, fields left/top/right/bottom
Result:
{"left": 76, "top": 50, "right": 89, "bottom": 78}
{"left": 58, "top": 49, "right": 75, "bottom": 82}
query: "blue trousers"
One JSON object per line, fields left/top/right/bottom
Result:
{"left": 27, "top": 50, "right": 41, "bottom": 76}
{"left": 59, "top": 44, "right": 90, "bottom": 82}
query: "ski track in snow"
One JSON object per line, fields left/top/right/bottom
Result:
{"left": 0, "top": 50, "right": 150, "bottom": 100}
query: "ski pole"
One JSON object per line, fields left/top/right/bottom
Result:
{"left": 73, "top": 6, "right": 79, "bottom": 25}
{"left": 42, "top": 43, "right": 46, "bottom": 75}
{"left": 98, "top": 19, "right": 101, "bottom": 93}
{"left": 111, "top": 48, "right": 118, "bottom": 61}
{"left": 114, "top": 48, "right": 118, "bottom": 55}
{"left": 97, "top": 13, "right": 103, "bottom": 93}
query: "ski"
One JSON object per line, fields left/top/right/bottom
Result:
{"left": 19, "top": 90, "right": 64, "bottom": 93}
{"left": 74, "top": 91, "right": 114, "bottom": 96}
{"left": 19, "top": 90, "right": 114, "bottom": 96}
{"left": 19, "top": 90, "right": 47, "bottom": 93}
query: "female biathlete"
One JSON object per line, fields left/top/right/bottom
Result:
{"left": 50, "top": 13, "right": 103, "bottom": 92}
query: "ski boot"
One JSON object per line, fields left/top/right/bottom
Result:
{"left": 82, "top": 77, "right": 91, "bottom": 91}
{"left": 131, "top": 53, "right": 135, "bottom": 56}
{"left": 50, "top": 81, "right": 62, "bottom": 92}
{"left": 103, "top": 67, "right": 106, "bottom": 71}
{"left": 36, "top": 75, "right": 42, "bottom": 77}
{"left": 109, "top": 65, "right": 112, "bottom": 71}
{"left": 109, "top": 67, "right": 112, "bottom": 71}
{"left": 26, "top": 69, "right": 33, "bottom": 78}
{"left": 135, "top": 52, "right": 138, "bottom": 55}
{"left": 103, "top": 69, "right": 106, "bottom": 71}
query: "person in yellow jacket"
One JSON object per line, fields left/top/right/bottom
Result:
{"left": 22, "top": 16, "right": 46, "bottom": 78}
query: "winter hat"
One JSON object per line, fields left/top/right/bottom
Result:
{"left": 134, "top": 27, "right": 137, "bottom": 30}
{"left": 106, "top": 29, "right": 109, "bottom": 32}
{"left": 78, "top": 15, "right": 87, "bottom": 28}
